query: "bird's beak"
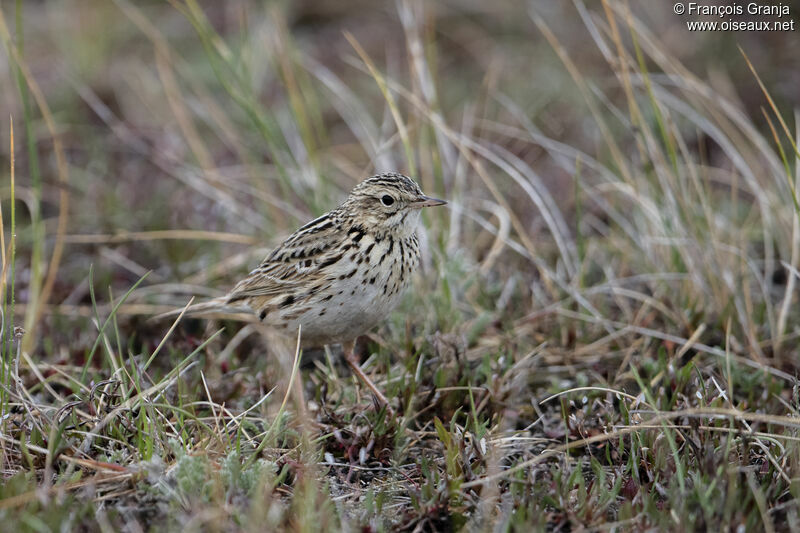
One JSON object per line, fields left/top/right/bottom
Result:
{"left": 410, "top": 195, "right": 447, "bottom": 208}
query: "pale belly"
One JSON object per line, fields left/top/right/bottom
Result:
{"left": 290, "top": 275, "right": 408, "bottom": 345}
{"left": 274, "top": 234, "right": 419, "bottom": 346}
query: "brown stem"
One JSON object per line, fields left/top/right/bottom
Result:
{"left": 342, "top": 340, "right": 391, "bottom": 407}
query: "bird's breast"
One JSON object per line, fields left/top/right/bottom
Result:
{"left": 274, "top": 232, "right": 420, "bottom": 346}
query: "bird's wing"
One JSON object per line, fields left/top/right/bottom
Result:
{"left": 225, "top": 213, "right": 347, "bottom": 302}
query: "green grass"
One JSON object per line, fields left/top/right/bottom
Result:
{"left": 1, "top": 0, "right": 799, "bottom": 531}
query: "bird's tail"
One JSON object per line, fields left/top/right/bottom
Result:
{"left": 151, "top": 297, "right": 255, "bottom": 323}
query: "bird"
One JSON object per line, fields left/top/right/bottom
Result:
{"left": 159, "top": 172, "right": 446, "bottom": 406}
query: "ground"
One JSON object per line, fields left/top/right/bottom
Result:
{"left": 1, "top": 1, "right": 799, "bottom": 531}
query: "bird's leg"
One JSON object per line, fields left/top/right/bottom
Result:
{"left": 342, "top": 338, "right": 391, "bottom": 408}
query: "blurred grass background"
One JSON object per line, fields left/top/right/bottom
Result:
{"left": 1, "top": 0, "right": 799, "bottom": 530}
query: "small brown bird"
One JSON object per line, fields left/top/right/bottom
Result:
{"left": 164, "top": 173, "right": 446, "bottom": 405}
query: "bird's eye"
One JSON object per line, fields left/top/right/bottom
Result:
{"left": 380, "top": 195, "right": 395, "bottom": 206}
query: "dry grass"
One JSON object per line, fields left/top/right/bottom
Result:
{"left": 1, "top": 0, "right": 799, "bottom": 530}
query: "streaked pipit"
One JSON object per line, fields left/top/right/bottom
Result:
{"left": 162, "top": 173, "right": 446, "bottom": 406}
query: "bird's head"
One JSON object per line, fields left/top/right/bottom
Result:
{"left": 342, "top": 173, "right": 446, "bottom": 236}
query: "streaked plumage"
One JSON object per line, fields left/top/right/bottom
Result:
{"left": 161, "top": 173, "right": 446, "bottom": 403}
